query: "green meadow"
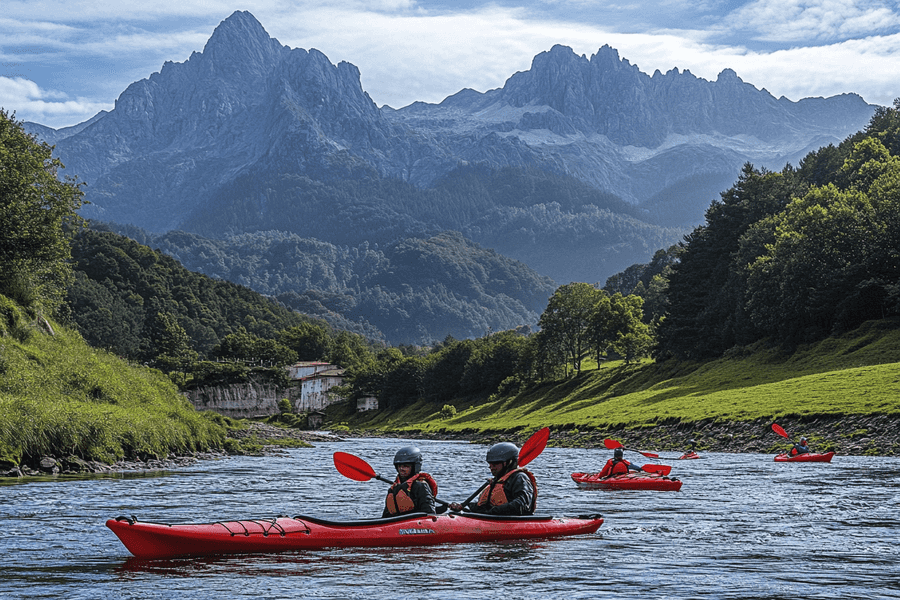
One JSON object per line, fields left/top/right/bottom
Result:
{"left": 340, "top": 319, "right": 900, "bottom": 435}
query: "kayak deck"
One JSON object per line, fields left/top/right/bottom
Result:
{"left": 106, "top": 512, "right": 604, "bottom": 558}
{"left": 678, "top": 452, "right": 702, "bottom": 460}
{"left": 774, "top": 451, "right": 835, "bottom": 462}
{"left": 571, "top": 471, "right": 683, "bottom": 491}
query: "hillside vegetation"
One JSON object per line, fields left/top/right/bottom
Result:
{"left": 0, "top": 297, "right": 227, "bottom": 470}
{"left": 335, "top": 318, "right": 900, "bottom": 455}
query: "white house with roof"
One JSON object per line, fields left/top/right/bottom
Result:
{"left": 287, "top": 361, "right": 335, "bottom": 380}
{"left": 289, "top": 363, "right": 345, "bottom": 411}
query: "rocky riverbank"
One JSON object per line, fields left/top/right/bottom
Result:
{"left": 1, "top": 422, "right": 345, "bottom": 479}
{"left": 346, "top": 413, "right": 900, "bottom": 457}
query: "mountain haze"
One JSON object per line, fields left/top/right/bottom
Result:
{"left": 21, "top": 10, "right": 879, "bottom": 341}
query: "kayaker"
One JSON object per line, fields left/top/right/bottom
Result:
{"left": 382, "top": 446, "right": 438, "bottom": 517}
{"left": 680, "top": 440, "right": 698, "bottom": 459}
{"left": 447, "top": 442, "right": 537, "bottom": 515}
{"left": 789, "top": 437, "right": 811, "bottom": 456}
{"left": 598, "top": 447, "right": 642, "bottom": 478}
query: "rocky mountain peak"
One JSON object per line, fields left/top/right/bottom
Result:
{"left": 195, "top": 11, "right": 286, "bottom": 82}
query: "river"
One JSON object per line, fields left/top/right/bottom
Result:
{"left": 1, "top": 436, "right": 898, "bottom": 599}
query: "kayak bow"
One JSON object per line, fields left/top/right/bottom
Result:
{"left": 106, "top": 512, "right": 604, "bottom": 559}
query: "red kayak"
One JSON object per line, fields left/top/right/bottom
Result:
{"left": 678, "top": 451, "right": 702, "bottom": 460}
{"left": 107, "top": 512, "right": 604, "bottom": 558}
{"left": 774, "top": 451, "right": 835, "bottom": 463}
{"left": 571, "top": 471, "right": 683, "bottom": 491}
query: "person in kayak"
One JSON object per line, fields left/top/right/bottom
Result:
{"left": 789, "top": 437, "right": 811, "bottom": 456}
{"left": 382, "top": 446, "right": 438, "bottom": 517}
{"left": 598, "top": 447, "right": 643, "bottom": 478}
{"left": 447, "top": 442, "right": 537, "bottom": 515}
{"left": 680, "top": 440, "right": 698, "bottom": 459}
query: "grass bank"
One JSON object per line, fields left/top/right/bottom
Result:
{"left": 338, "top": 319, "right": 900, "bottom": 454}
{"left": 0, "top": 296, "right": 227, "bottom": 470}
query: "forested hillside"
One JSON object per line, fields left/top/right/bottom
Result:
{"left": 65, "top": 227, "right": 318, "bottom": 360}
{"left": 177, "top": 164, "right": 682, "bottom": 286}
{"left": 107, "top": 225, "right": 558, "bottom": 345}
{"left": 617, "top": 101, "right": 900, "bottom": 360}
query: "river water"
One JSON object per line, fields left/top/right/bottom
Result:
{"left": 1, "top": 436, "right": 899, "bottom": 599}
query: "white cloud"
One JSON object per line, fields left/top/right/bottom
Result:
{"left": 0, "top": 77, "right": 111, "bottom": 127}
{"left": 263, "top": 5, "right": 610, "bottom": 106}
{"left": 727, "top": 0, "right": 900, "bottom": 42}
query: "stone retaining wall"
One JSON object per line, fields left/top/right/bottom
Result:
{"left": 185, "top": 382, "right": 300, "bottom": 418}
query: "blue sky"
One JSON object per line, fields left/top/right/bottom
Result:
{"left": 2, "top": 0, "right": 899, "bottom": 129}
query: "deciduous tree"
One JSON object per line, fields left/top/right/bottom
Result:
{"left": 0, "top": 110, "right": 85, "bottom": 312}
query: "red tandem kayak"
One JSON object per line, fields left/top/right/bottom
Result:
{"left": 678, "top": 451, "right": 702, "bottom": 460}
{"left": 106, "top": 512, "right": 604, "bottom": 558}
{"left": 774, "top": 451, "right": 835, "bottom": 463}
{"left": 571, "top": 472, "right": 683, "bottom": 491}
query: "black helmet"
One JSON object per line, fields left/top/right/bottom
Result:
{"left": 486, "top": 442, "right": 518, "bottom": 464}
{"left": 614, "top": 448, "right": 624, "bottom": 459}
{"left": 393, "top": 445, "right": 422, "bottom": 474}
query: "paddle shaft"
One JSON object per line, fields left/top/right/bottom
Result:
{"left": 604, "top": 438, "right": 659, "bottom": 459}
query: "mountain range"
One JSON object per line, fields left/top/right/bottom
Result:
{"left": 23, "top": 10, "right": 878, "bottom": 344}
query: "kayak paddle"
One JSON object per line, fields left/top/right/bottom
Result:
{"left": 771, "top": 423, "right": 789, "bottom": 439}
{"left": 603, "top": 438, "right": 659, "bottom": 459}
{"left": 641, "top": 464, "right": 672, "bottom": 476}
{"left": 455, "top": 426, "right": 550, "bottom": 511}
{"left": 333, "top": 451, "right": 452, "bottom": 508}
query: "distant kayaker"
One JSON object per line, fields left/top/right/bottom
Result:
{"left": 448, "top": 442, "right": 537, "bottom": 515}
{"left": 382, "top": 446, "right": 438, "bottom": 517}
{"left": 598, "top": 447, "right": 642, "bottom": 478}
{"left": 679, "top": 440, "right": 698, "bottom": 459}
{"left": 789, "top": 437, "right": 811, "bottom": 456}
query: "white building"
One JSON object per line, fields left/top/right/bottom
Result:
{"left": 287, "top": 361, "right": 336, "bottom": 380}
{"left": 295, "top": 367, "right": 345, "bottom": 412}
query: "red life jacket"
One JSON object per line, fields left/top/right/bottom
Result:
{"left": 476, "top": 468, "right": 538, "bottom": 514}
{"left": 601, "top": 458, "right": 631, "bottom": 477}
{"left": 384, "top": 472, "right": 438, "bottom": 516}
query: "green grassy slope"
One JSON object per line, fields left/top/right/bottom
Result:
{"left": 342, "top": 319, "right": 900, "bottom": 435}
{"left": 0, "top": 296, "right": 227, "bottom": 468}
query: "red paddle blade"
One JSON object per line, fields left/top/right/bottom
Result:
{"left": 333, "top": 451, "right": 377, "bottom": 482}
{"left": 604, "top": 438, "right": 658, "bottom": 458}
{"left": 772, "top": 423, "right": 789, "bottom": 439}
{"left": 518, "top": 427, "right": 550, "bottom": 467}
{"left": 642, "top": 464, "right": 672, "bottom": 476}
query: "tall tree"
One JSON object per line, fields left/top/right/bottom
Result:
{"left": 538, "top": 282, "right": 601, "bottom": 374}
{"left": 150, "top": 311, "right": 199, "bottom": 375}
{"left": 607, "top": 293, "right": 653, "bottom": 363}
{"left": 0, "top": 110, "right": 84, "bottom": 311}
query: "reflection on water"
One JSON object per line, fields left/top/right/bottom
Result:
{"left": 1, "top": 437, "right": 899, "bottom": 599}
